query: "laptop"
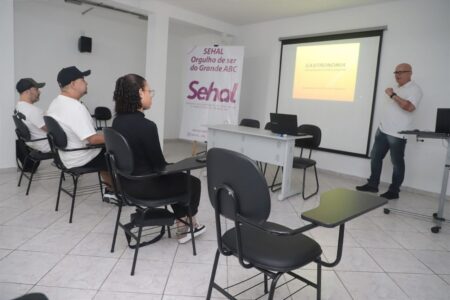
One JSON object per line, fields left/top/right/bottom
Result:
{"left": 269, "top": 113, "right": 298, "bottom": 136}
{"left": 435, "top": 108, "right": 450, "bottom": 134}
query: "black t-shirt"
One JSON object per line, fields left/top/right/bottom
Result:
{"left": 112, "top": 111, "right": 167, "bottom": 174}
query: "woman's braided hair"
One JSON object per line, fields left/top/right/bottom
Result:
{"left": 113, "top": 73, "right": 146, "bottom": 113}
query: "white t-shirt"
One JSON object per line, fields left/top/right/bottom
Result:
{"left": 15, "top": 101, "right": 51, "bottom": 153}
{"left": 379, "top": 80, "right": 423, "bottom": 139}
{"left": 46, "top": 95, "right": 100, "bottom": 169}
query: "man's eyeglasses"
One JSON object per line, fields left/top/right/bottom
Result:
{"left": 393, "top": 71, "right": 411, "bottom": 75}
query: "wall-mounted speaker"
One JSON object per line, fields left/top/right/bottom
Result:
{"left": 78, "top": 36, "right": 92, "bottom": 53}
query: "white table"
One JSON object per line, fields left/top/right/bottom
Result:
{"left": 207, "top": 124, "right": 311, "bottom": 200}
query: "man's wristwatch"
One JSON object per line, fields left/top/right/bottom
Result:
{"left": 390, "top": 92, "right": 397, "bottom": 99}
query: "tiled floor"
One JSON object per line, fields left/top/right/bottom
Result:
{"left": 1, "top": 140, "right": 450, "bottom": 300}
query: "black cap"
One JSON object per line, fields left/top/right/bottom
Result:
{"left": 57, "top": 66, "right": 91, "bottom": 87}
{"left": 16, "top": 78, "right": 45, "bottom": 93}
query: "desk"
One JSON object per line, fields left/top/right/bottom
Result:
{"left": 162, "top": 156, "right": 206, "bottom": 174}
{"left": 302, "top": 188, "right": 387, "bottom": 227}
{"left": 301, "top": 189, "right": 387, "bottom": 267}
{"left": 385, "top": 131, "right": 450, "bottom": 233}
{"left": 207, "top": 124, "right": 311, "bottom": 200}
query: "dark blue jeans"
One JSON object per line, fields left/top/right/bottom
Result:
{"left": 367, "top": 129, "right": 407, "bottom": 193}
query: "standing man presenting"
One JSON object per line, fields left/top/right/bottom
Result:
{"left": 15, "top": 78, "right": 50, "bottom": 153}
{"left": 356, "top": 63, "right": 422, "bottom": 199}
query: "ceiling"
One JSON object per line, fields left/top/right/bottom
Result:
{"left": 157, "top": 0, "right": 397, "bottom": 25}
{"left": 55, "top": 0, "right": 398, "bottom": 26}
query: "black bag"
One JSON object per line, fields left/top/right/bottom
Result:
{"left": 16, "top": 139, "right": 40, "bottom": 172}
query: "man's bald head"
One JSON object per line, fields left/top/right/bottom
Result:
{"left": 394, "top": 63, "right": 413, "bottom": 86}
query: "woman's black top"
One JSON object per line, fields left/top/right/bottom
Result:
{"left": 112, "top": 111, "right": 168, "bottom": 174}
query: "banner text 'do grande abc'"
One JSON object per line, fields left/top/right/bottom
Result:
{"left": 292, "top": 43, "right": 360, "bottom": 102}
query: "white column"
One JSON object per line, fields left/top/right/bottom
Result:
{"left": 144, "top": 13, "right": 169, "bottom": 149}
{"left": 0, "top": 0, "right": 16, "bottom": 169}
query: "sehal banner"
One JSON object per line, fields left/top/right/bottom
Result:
{"left": 179, "top": 45, "right": 244, "bottom": 141}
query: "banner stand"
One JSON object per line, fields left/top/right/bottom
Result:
{"left": 179, "top": 45, "right": 244, "bottom": 143}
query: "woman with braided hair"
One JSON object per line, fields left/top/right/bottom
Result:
{"left": 112, "top": 74, "right": 205, "bottom": 243}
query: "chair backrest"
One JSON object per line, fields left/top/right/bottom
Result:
{"left": 239, "top": 118, "right": 260, "bottom": 129}
{"left": 264, "top": 121, "right": 274, "bottom": 131}
{"left": 44, "top": 116, "right": 68, "bottom": 149}
{"left": 12, "top": 112, "right": 31, "bottom": 142}
{"left": 296, "top": 124, "right": 321, "bottom": 149}
{"left": 103, "top": 127, "right": 134, "bottom": 175}
{"left": 207, "top": 148, "right": 270, "bottom": 223}
{"left": 94, "top": 106, "right": 112, "bottom": 121}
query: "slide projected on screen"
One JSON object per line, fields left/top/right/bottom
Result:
{"left": 292, "top": 43, "right": 360, "bottom": 101}
{"left": 277, "top": 30, "right": 383, "bottom": 157}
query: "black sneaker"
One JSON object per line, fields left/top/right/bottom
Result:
{"left": 380, "top": 191, "right": 399, "bottom": 200}
{"left": 356, "top": 184, "right": 378, "bottom": 193}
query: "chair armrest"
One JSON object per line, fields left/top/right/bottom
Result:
{"left": 301, "top": 189, "right": 387, "bottom": 227}
{"left": 60, "top": 143, "right": 104, "bottom": 152}
{"left": 161, "top": 156, "right": 206, "bottom": 174}
{"left": 237, "top": 215, "right": 317, "bottom": 236}
{"left": 115, "top": 157, "right": 205, "bottom": 181}
{"left": 29, "top": 137, "right": 48, "bottom": 142}
{"left": 116, "top": 170, "right": 161, "bottom": 181}
{"left": 86, "top": 143, "right": 105, "bottom": 149}
{"left": 239, "top": 213, "right": 344, "bottom": 267}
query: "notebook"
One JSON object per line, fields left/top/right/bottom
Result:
{"left": 435, "top": 108, "right": 450, "bottom": 134}
{"left": 269, "top": 113, "right": 298, "bottom": 136}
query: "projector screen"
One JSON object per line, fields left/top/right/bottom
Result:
{"left": 277, "top": 30, "right": 384, "bottom": 157}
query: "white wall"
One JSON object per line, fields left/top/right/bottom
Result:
{"left": 14, "top": 0, "right": 147, "bottom": 120}
{"left": 144, "top": 13, "right": 169, "bottom": 148}
{"left": 0, "top": 0, "right": 16, "bottom": 169}
{"left": 236, "top": 0, "right": 450, "bottom": 194}
{"left": 110, "top": 0, "right": 238, "bottom": 140}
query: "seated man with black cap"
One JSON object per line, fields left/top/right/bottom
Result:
{"left": 15, "top": 78, "right": 50, "bottom": 153}
{"left": 46, "top": 66, "right": 115, "bottom": 200}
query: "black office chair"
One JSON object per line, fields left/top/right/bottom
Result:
{"left": 206, "top": 148, "right": 322, "bottom": 300}
{"left": 103, "top": 127, "right": 198, "bottom": 276}
{"left": 293, "top": 124, "right": 321, "bottom": 199}
{"left": 93, "top": 106, "right": 112, "bottom": 130}
{"left": 12, "top": 112, "right": 54, "bottom": 195}
{"left": 271, "top": 124, "right": 321, "bottom": 199}
{"left": 44, "top": 116, "right": 104, "bottom": 223}
{"left": 239, "top": 118, "right": 260, "bottom": 129}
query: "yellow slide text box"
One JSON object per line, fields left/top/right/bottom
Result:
{"left": 292, "top": 43, "right": 360, "bottom": 101}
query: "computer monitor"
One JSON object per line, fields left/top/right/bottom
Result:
{"left": 435, "top": 108, "right": 450, "bottom": 134}
{"left": 269, "top": 113, "right": 298, "bottom": 135}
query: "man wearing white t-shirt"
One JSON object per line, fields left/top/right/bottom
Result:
{"left": 47, "top": 66, "right": 113, "bottom": 197}
{"left": 357, "top": 63, "right": 422, "bottom": 200}
{"left": 15, "top": 78, "right": 51, "bottom": 153}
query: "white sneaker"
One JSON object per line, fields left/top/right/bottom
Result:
{"left": 177, "top": 224, "right": 206, "bottom": 244}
